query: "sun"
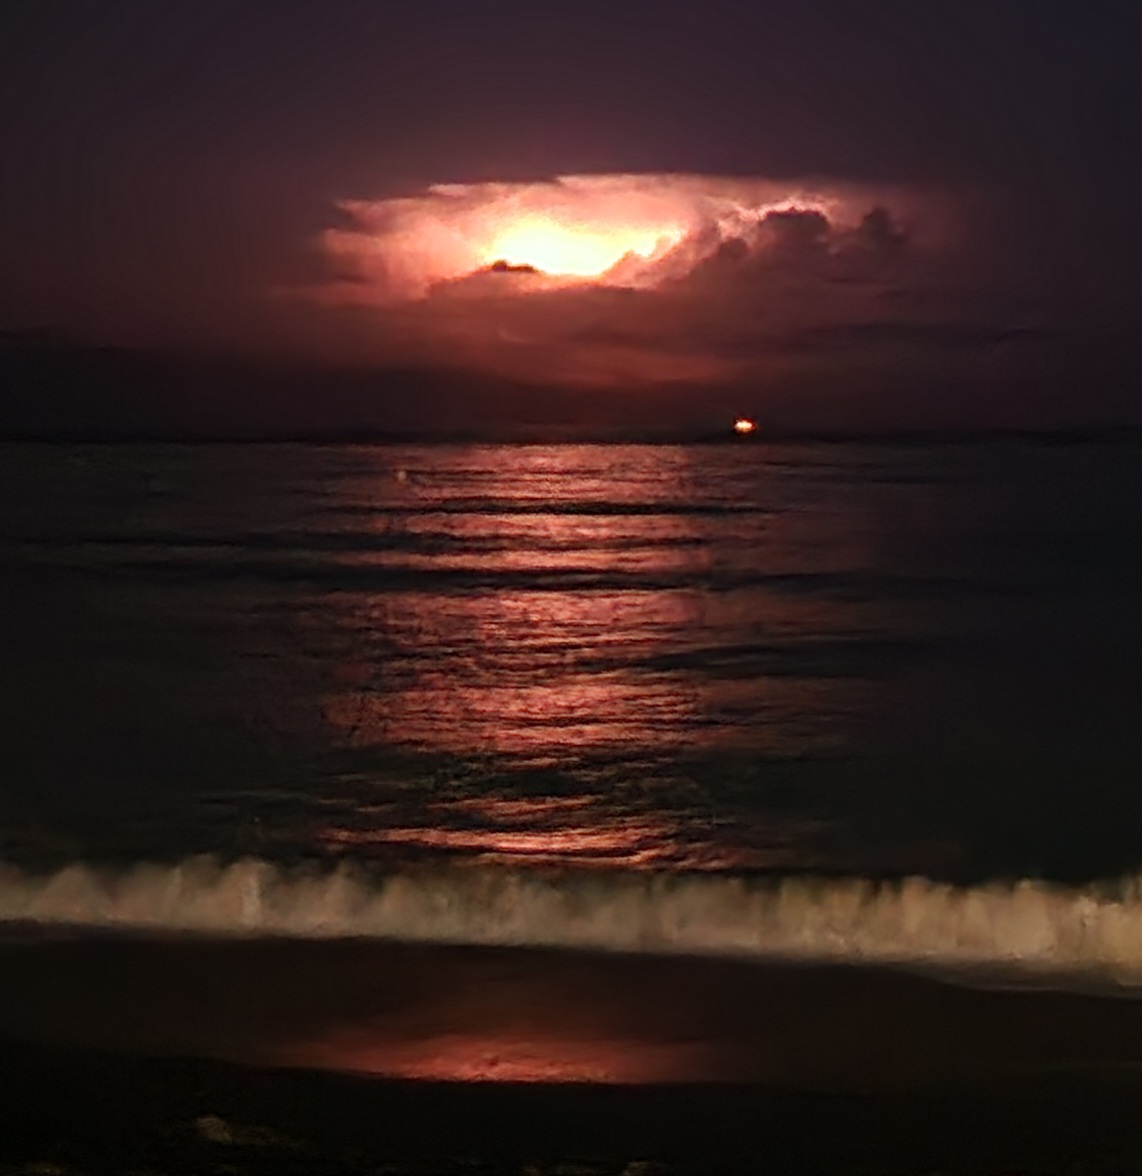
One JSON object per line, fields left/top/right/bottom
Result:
{"left": 477, "top": 215, "right": 680, "bottom": 279}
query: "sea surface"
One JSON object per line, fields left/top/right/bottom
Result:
{"left": 3, "top": 439, "right": 1142, "bottom": 1084}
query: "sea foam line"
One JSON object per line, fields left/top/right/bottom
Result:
{"left": 1, "top": 857, "right": 1140, "bottom": 981}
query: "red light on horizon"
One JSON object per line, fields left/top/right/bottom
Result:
{"left": 733, "top": 417, "right": 757, "bottom": 435}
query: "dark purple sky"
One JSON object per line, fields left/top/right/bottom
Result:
{"left": 0, "top": 0, "right": 1139, "bottom": 434}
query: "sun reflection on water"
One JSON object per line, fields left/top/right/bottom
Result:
{"left": 308, "top": 444, "right": 883, "bottom": 870}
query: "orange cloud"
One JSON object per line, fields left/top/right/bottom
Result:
{"left": 293, "top": 173, "right": 961, "bottom": 391}
{"left": 315, "top": 174, "right": 887, "bottom": 301}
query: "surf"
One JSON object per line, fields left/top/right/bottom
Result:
{"left": 3, "top": 856, "right": 1142, "bottom": 989}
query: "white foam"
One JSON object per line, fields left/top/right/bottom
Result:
{"left": 1, "top": 857, "right": 1141, "bottom": 984}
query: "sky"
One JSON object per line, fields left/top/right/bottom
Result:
{"left": 0, "top": 0, "right": 1139, "bottom": 436}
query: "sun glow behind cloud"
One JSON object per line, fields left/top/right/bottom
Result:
{"left": 476, "top": 215, "right": 684, "bottom": 279}
{"left": 297, "top": 173, "right": 958, "bottom": 395}
{"left": 318, "top": 174, "right": 874, "bottom": 301}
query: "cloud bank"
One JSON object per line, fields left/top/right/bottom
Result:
{"left": 299, "top": 174, "right": 974, "bottom": 390}
{"left": 316, "top": 174, "right": 936, "bottom": 300}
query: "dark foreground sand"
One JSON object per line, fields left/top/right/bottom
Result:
{"left": 4, "top": 933, "right": 1142, "bottom": 1173}
{"left": 7, "top": 1038, "right": 1142, "bottom": 1176}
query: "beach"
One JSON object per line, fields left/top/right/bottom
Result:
{"left": 5, "top": 934, "right": 1142, "bottom": 1172}
{"left": 4, "top": 440, "right": 1142, "bottom": 1171}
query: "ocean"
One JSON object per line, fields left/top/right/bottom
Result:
{"left": 3, "top": 439, "right": 1142, "bottom": 1092}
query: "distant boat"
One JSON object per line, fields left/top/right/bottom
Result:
{"left": 733, "top": 417, "right": 757, "bottom": 436}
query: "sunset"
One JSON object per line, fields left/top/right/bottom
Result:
{"left": 320, "top": 176, "right": 851, "bottom": 298}
{"left": 477, "top": 214, "right": 680, "bottom": 279}
{"left": 1, "top": 0, "right": 1141, "bottom": 1171}
{"left": 1, "top": 0, "right": 1138, "bottom": 436}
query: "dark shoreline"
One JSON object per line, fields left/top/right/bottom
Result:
{"left": 6, "top": 1036, "right": 1142, "bottom": 1176}
{"left": 6, "top": 935, "right": 1142, "bottom": 1173}
{"left": 10, "top": 1034, "right": 1142, "bottom": 1175}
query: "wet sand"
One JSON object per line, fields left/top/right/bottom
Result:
{"left": 4, "top": 933, "right": 1142, "bottom": 1171}
{"left": 6, "top": 1037, "right": 1142, "bottom": 1175}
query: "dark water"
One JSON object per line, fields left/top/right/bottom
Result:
{"left": 3, "top": 440, "right": 1142, "bottom": 1082}
{"left": 4, "top": 439, "right": 1141, "bottom": 876}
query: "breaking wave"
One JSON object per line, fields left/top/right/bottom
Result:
{"left": 3, "top": 857, "right": 1142, "bottom": 986}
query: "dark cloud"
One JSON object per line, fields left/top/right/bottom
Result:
{"left": 758, "top": 208, "right": 831, "bottom": 256}
{"left": 856, "top": 207, "right": 910, "bottom": 252}
{"left": 774, "top": 322, "right": 1053, "bottom": 357}
{"left": 256, "top": 169, "right": 1130, "bottom": 432}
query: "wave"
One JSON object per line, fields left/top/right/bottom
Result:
{"left": 2, "top": 857, "right": 1142, "bottom": 985}
{"left": 0, "top": 547, "right": 1017, "bottom": 600}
